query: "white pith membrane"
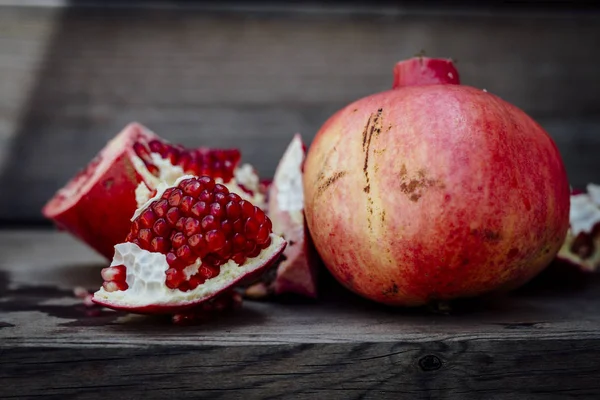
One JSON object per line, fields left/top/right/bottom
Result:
{"left": 272, "top": 135, "right": 305, "bottom": 228}
{"left": 93, "top": 175, "right": 285, "bottom": 309}
{"left": 557, "top": 183, "right": 600, "bottom": 272}
{"left": 131, "top": 152, "right": 265, "bottom": 210}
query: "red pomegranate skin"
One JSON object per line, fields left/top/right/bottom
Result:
{"left": 303, "top": 84, "right": 570, "bottom": 306}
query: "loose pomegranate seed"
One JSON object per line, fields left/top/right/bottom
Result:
{"left": 124, "top": 175, "right": 274, "bottom": 292}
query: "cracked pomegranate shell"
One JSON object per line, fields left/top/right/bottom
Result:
{"left": 92, "top": 175, "right": 286, "bottom": 313}
{"left": 245, "top": 134, "right": 319, "bottom": 299}
{"left": 303, "top": 56, "right": 570, "bottom": 306}
{"left": 42, "top": 123, "right": 265, "bottom": 259}
{"left": 556, "top": 184, "right": 600, "bottom": 272}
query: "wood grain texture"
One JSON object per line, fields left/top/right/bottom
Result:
{"left": 2, "top": 230, "right": 600, "bottom": 398}
{"left": 0, "top": 6, "right": 599, "bottom": 223}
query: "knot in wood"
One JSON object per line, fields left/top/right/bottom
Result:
{"left": 418, "top": 355, "right": 442, "bottom": 371}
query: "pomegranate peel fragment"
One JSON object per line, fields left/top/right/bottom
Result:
{"left": 556, "top": 184, "right": 600, "bottom": 272}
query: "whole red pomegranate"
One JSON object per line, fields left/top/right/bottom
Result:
{"left": 303, "top": 57, "right": 570, "bottom": 306}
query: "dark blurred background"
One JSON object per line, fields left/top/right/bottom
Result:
{"left": 0, "top": 0, "right": 598, "bottom": 227}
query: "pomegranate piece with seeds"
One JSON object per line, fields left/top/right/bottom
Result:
{"left": 92, "top": 175, "right": 286, "bottom": 314}
{"left": 244, "top": 134, "right": 319, "bottom": 299}
{"left": 556, "top": 184, "right": 600, "bottom": 272}
{"left": 42, "top": 123, "right": 266, "bottom": 259}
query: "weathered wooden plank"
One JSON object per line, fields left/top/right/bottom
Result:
{"left": 2, "top": 230, "right": 600, "bottom": 398}
{"left": 0, "top": 6, "right": 599, "bottom": 223}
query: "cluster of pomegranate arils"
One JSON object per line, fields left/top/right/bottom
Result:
{"left": 133, "top": 139, "right": 242, "bottom": 183}
{"left": 102, "top": 176, "right": 274, "bottom": 293}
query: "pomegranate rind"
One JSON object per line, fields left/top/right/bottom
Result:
{"left": 42, "top": 123, "right": 158, "bottom": 259}
{"left": 392, "top": 56, "right": 460, "bottom": 89}
{"left": 92, "top": 235, "right": 286, "bottom": 314}
{"left": 266, "top": 134, "right": 318, "bottom": 298}
{"left": 556, "top": 184, "right": 600, "bottom": 272}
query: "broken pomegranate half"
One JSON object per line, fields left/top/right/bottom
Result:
{"left": 245, "top": 134, "right": 319, "bottom": 299}
{"left": 42, "top": 123, "right": 265, "bottom": 259}
{"left": 92, "top": 175, "right": 286, "bottom": 313}
{"left": 556, "top": 183, "right": 600, "bottom": 272}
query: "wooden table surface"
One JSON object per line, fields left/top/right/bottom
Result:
{"left": 1, "top": 230, "right": 600, "bottom": 399}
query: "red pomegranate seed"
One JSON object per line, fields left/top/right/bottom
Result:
{"left": 175, "top": 217, "right": 186, "bottom": 232}
{"left": 130, "top": 219, "right": 141, "bottom": 238}
{"left": 217, "top": 240, "right": 233, "bottom": 259}
{"left": 206, "top": 230, "right": 226, "bottom": 252}
{"left": 244, "top": 217, "right": 260, "bottom": 239}
{"left": 183, "top": 179, "right": 202, "bottom": 197}
{"left": 166, "top": 252, "right": 179, "bottom": 268}
{"left": 168, "top": 189, "right": 183, "bottom": 207}
{"left": 201, "top": 215, "right": 218, "bottom": 231}
{"left": 184, "top": 217, "right": 201, "bottom": 236}
{"left": 165, "top": 147, "right": 180, "bottom": 164}
{"left": 166, "top": 268, "right": 185, "bottom": 289}
{"left": 176, "top": 245, "right": 193, "bottom": 263}
{"left": 188, "top": 274, "right": 205, "bottom": 290}
{"left": 199, "top": 264, "right": 220, "bottom": 280}
{"left": 172, "top": 232, "right": 186, "bottom": 249}
{"left": 248, "top": 245, "right": 262, "bottom": 258}
{"left": 166, "top": 207, "right": 181, "bottom": 226}
{"left": 188, "top": 233, "right": 206, "bottom": 254}
{"left": 101, "top": 265, "right": 127, "bottom": 282}
{"left": 191, "top": 201, "right": 208, "bottom": 218}
{"left": 151, "top": 236, "right": 170, "bottom": 253}
{"left": 180, "top": 196, "right": 194, "bottom": 215}
{"left": 225, "top": 201, "right": 242, "bottom": 219}
{"left": 146, "top": 163, "right": 160, "bottom": 177}
{"left": 138, "top": 228, "right": 153, "bottom": 246}
{"left": 153, "top": 218, "right": 170, "bottom": 237}
{"left": 232, "top": 218, "right": 244, "bottom": 234}
{"left": 198, "top": 176, "right": 215, "bottom": 191}
{"left": 232, "top": 253, "right": 246, "bottom": 265}
{"left": 138, "top": 208, "right": 157, "bottom": 228}
{"left": 103, "top": 281, "right": 129, "bottom": 292}
{"left": 221, "top": 220, "right": 233, "bottom": 236}
{"left": 227, "top": 193, "right": 242, "bottom": 202}
{"left": 148, "top": 139, "right": 166, "bottom": 154}
{"left": 245, "top": 240, "right": 257, "bottom": 254}
{"left": 133, "top": 142, "right": 152, "bottom": 161}
{"left": 254, "top": 207, "right": 267, "bottom": 224}
{"left": 232, "top": 233, "right": 246, "bottom": 252}
{"left": 162, "top": 187, "right": 176, "bottom": 200}
{"left": 240, "top": 200, "right": 255, "bottom": 219}
{"left": 214, "top": 192, "right": 228, "bottom": 205}
{"left": 214, "top": 183, "right": 229, "bottom": 194}
{"left": 199, "top": 190, "right": 213, "bottom": 203}
{"left": 210, "top": 202, "right": 224, "bottom": 219}
{"left": 152, "top": 199, "right": 169, "bottom": 217}
{"left": 256, "top": 223, "right": 270, "bottom": 245}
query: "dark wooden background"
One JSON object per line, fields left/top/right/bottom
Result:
{"left": 0, "top": 2, "right": 599, "bottom": 226}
